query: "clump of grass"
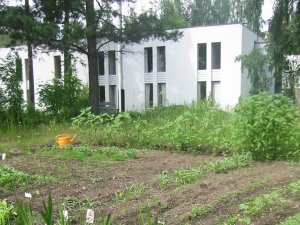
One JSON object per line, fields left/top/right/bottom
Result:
{"left": 0, "top": 166, "right": 29, "bottom": 189}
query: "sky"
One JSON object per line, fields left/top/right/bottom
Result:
{"left": 9, "top": 0, "right": 275, "bottom": 31}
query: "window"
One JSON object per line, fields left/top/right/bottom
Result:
{"left": 144, "top": 47, "right": 153, "bottom": 73}
{"left": 108, "top": 51, "right": 116, "bottom": 75}
{"left": 54, "top": 55, "right": 62, "bottom": 78}
{"left": 15, "top": 58, "right": 22, "bottom": 81}
{"left": 98, "top": 52, "right": 105, "bottom": 75}
{"left": 145, "top": 83, "right": 153, "bottom": 108}
{"left": 158, "top": 83, "right": 166, "bottom": 107}
{"left": 197, "top": 81, "right": 206, "bottom": 100}
{"left": 109, "top": 85, "right": 117, "bottom": 105}
{"left": 198, "top": 43, "right": 207, "bottom": 70}
{"left": 99, "top": 86, "right": 105, "bottom": 102}
{"left": 157, "top": 46, "right": 166, "bottom": 72}
{"left": 211, "top": 81, "right": 221, "bottom": 103}
{"left": 212, "top": 42, "right": 221, "bottom": 69}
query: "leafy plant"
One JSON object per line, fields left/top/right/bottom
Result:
{"left": 279, "top": 212, "right": 300, "bottom": 225}
{"left": 239, "top": 190, "right": 283, "bottom": 215}
{"left": 233, "top": 93, "right": 299, "bottom": 160}
{"left": 188, "top": 204, "right": 213, "bottom": 220}
{"left": 0, "top": 166, "right": 29, "bottom": 189}
{"left": 0, "top": 200, "right": 16, "bottom": 225}
{"left": 208, "top": 153, "right": 252, "bottom": 173}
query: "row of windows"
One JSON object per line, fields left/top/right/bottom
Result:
{"left": 198, "top": 42, "right": 221, "bottom": 70}
{"left": 99, "top": 85, "right": 117, "bottom": 104}
{"left": 144, "top": 46, "right": 166, "bottom": 73}
{"left": 197, "top": 81, "right": 221, "bottom": 102}
{"left": 145, "top": 83, "right": 166, "bottom": 108}
{"left": 145, "top": 81, "right": 221, "bottom": 109}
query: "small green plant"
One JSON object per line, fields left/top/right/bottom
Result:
{"left": 127, "top": 148, "right": 139, "bottom": 159}
{"left": 115, "top": 183, "right": 146, "bottom": 202}
{"left": 57, "top": 207, "right": 70, "bottom": 225}
{"left": 0, "top": 166, "right": 29, "bottom": 188}
{"left": 156, "top": 170, "right": 172, "bottom": 189}
{"left": 139, "top": 208, "right": 162, "bottom": 225}
{"left": 98, "top": 212, "right": 113, "bottom": 225}
{"left": 16, "top": 201, "right": 33, "bottom": 225}
{"left": 279, "top": 212, "right": 300, "bottom": 225}
{"left": 239, "top": 190, "right": 283, "bottom": 215}
{"left": 175, "top": 167, "right": 203, "bottom": 184}
{"left": 208, "top": 153, "right": 252, "bottom": 173}
{"left": 0, "top": 200, "right": 16, "bottom": 225}
{"left": 40, "top": 192, "right": 54, "bottom": 225}
{"left": 188, "top": 204, "right": 213, "bottom": 220}
{"left": 223, "top": 214, "right": 251, "bottom": 225}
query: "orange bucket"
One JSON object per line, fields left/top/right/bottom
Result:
{"left": 55, "top": 134, "right": 77, "bottom": 148}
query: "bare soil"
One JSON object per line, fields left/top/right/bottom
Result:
{"left": 1, "top": 150, "right": 300, "bottom": 224}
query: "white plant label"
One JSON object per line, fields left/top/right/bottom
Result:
{"left": 1, "top": 153, "right": 6, "bottom": 160}
{"left": 24, "top": 192, "right": 32, "bottom": 198}
{"left": 86, "top": 209, "right": 94, "bottom": 224}
{"left": 63, "top": 210, "right": 68, "bottom": 220}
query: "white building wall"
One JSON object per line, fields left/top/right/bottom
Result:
{"left": 122, "top": 24, "right": 245, "bottom": 110}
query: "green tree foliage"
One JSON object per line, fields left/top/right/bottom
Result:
{"left": 159, "top": 0, "right": 190, "bottom": 29}
{"left": 234, "top": 93, "right": 299, "bottom": 160}
{"left": 189, "top": 0, "right": 264, "bottom": 33}
{"left": 0, "top": 52, "right": 23, "bottom": 125}
{"left": 268, "top": 0, "right": 300, "bottom": 94}
{"left": 236, "top": 48, "right": 270, "bottom": 95}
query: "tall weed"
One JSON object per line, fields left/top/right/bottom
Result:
{"left": 233, "top": 93, "right": 299, "bottom": 160}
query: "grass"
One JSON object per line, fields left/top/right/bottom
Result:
{"left": 0, "top": 122, "right": 73, "bottom": 153}
{"left": 35, "top": 145, "right": 140, "bottom": 162}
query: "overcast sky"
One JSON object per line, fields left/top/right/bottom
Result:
{"left": 10, "top": 0, "right": 275, "bottom": 31}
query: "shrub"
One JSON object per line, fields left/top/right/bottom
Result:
{"left": 233, "top": 93, "right": 299, "bottom": 160}
{"left": 38, "top": 70, "right": 88, "bottom": 121}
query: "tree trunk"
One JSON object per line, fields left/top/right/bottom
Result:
{"left": 86, "top": 0, "right": 99, "bottom": 114}
{"left": 25, "top": 0, "right": 35, "bottom": 108}
{"left": 63, "top": 3, "right": 71, "bottom": 85}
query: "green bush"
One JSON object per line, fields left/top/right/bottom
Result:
{"left": 233, "top": 93, "right": 299, "bottom": 160}
{"left": 38, "top": 70, "right": 88, "bottom": 121}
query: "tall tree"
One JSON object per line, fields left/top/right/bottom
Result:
{"left": 159, "top": 0, "right": 190, "bottom": 29}
{"left": 31, "top": 0, "right": 180, "bottom": 114}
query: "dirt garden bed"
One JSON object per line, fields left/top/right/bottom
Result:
{"left": 1, "top": 149, "right": 300, "bottom": 224}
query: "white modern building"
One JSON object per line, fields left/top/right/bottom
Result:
{"left": 0, "top": 24, "right": 271, "bottom": 111}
